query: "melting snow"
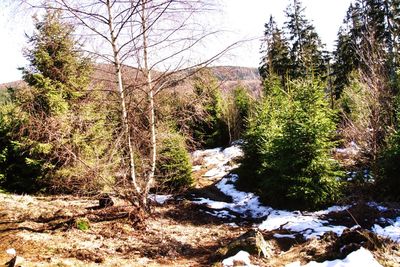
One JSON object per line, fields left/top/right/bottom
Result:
{"left": 192, "top": 145, "right": 243, "bottom": 179}
{"left": 192, "top": 143, "right": 400, "bottom": 244}
{"left": 6, "top": 248, "right": 16, "bottom": 255}
{"left": 222, "top": 250, "right": 258, "bottom": 267}
{"left": 195, "top": 174, "right": 351, "bottom": 240}
{"left": 372, "top": 217, "right": 400, "bottom": 242}
{"left": 273, "top": 233, "right": 296, "bottom": 239}
{"left": 285, "top": 247, "right": 382, "bottom": 267}
{"left": 368, "top": 202, "right": 389, "bottom": 212}
{"left": 149, "top": 194, "right": 172, "bottom": 205}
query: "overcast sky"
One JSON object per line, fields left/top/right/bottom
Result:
{"left": 0, "top": 0, "right": 352, "bottom": 84}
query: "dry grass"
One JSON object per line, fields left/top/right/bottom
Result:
{"left": 0, "top": 193, "right": 247, "bottom": 266}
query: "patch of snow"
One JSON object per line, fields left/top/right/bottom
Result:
{"left": 314, "top": 205, "right": 351, "bottom": 215}
{"left": 192, "top": 144, "right": 400, "bottom": 244}
{"left": 192, "top": 165, "right": 202, "bottom": 171}
{"left": 367, "top": 202, "right": 388, "bottom": 212}
{"left": 226, "top": 222, "right": 239, "bottom": 228}
{"left": 273, "top": 233, "right": 296, "bottom": 239}
{"left": 222, "top": 250, "right": 258, "bottom": 267}
{"left": 205, "top": 210, "right": 236, "bottom": 219}
{"left": 203, "top": 167, "right": 226, "bottom": 178}
{"left": 194, "top": 174, "right": 352, "bottom": 240}
{"left": 192, "top": 145, "right": 243, "bottom": 179}
{"left": 372, "top": 217, "right": 400, "bottom": 242}
{"left": 259, "top": 210, "right": 348, "bottom": 240}
{"left": 215, "top": 174, "right": 272, "bottom": 218}
{"left": 192, "top": 147, "right": 224, "bottom": 166}
{"left": 194, "top": 198, "right": 230, "bottom": 210}
{"left": 285, "top": 247, "right": 382, "bottom": 267}
{"left": 231, "top": 139, "right": 244, "bottom": 146}
{"left": 215, "top": 175, "right": 350, "bottom": 239}
{"left": 6, "top": 248, "right": 16, "bottom": 256}
{"left": 222, "top": 145, "right": 243, "bottom": 159}
{"left": 149, "top": 194, "right": 172, "bottom": 205}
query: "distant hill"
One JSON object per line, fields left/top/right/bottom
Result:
{"left": 0, "top": 65, "right": 262, "bottom": 96}
{"left": 0, "top": 80, "right": 26, "bottom": 90}
{"left": 209, "top": 66, "right": 260, "bottom": 81}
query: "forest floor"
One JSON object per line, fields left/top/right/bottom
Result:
{"left": 1, "top": 145, "right": 400, "bottom": 266}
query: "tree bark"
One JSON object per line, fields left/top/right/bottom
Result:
{"left": 140, "top": 0, "right": 156, "bottom": 208}
{"left": 106, "top": 0, "right": 141, "bottom": 195}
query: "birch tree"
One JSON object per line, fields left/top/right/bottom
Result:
{"left": 21, "top": 0, "right": 233, "bottom": 212}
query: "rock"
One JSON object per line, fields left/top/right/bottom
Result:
{"left": 217, "top": 230, "right": 273, "bottom": 259}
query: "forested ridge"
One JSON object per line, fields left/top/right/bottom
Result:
{"left": 1, "top": 0, "right": 400, "bottom": 266}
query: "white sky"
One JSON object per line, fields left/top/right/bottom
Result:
{"left": 0, "top": 0, "right": 352, "bottom": 84}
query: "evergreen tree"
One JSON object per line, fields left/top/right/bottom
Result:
{"left": 332, "top": 25, "right": 359, "bottom": 99}
{"left": 259, "top": 16, "right": 290, "bottom": 83}
{"left": 333, "top": 0, "right": 400, "bottom": 98}
{"left": 190, "top": 70, "right": 229, "bottom": 148}
{"left": 155, "top": 128, "right": 193, "bottom": 192}
{"left": 284, "top": 0, "right": 326, "bottom": 79}
{"left": 0, "top": 9, "right": 115, "bottom": 193}
{"left": 239, "top": 77, "right": 342, "bottom": 210}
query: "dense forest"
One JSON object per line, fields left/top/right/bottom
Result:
{"left": 1, "top": 0, "right": 400, "bottom": 266}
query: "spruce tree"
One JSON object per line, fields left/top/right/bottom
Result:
{"left": 239, "top": 77, "right": 342, "bottom": 210}
{"left": 284, "top": 0, "right": 326, "bottom": 79}
{"left": 259, "top": 16, "right": 290, "bottom": 83}
{"left": 190, "top": 70, "right": 229, "bottom": 148}
{"left": 332, "top": 25, "right": 359, "bottom": 99}
{"left": 0, "top": 9, "right": 115, "bottom": 193}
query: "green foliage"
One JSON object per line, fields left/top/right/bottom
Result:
{"left": 259, "top": 16, "right": 290, "bottom": 82}
{"left": 333, "top": 0, "right": 400, "bottom": 98}
{"left": 75, "top": 217, "right": 90, "bottom": 231}
{"left": 284, "top": 0, "right": 326, "bottom": 79}
{"left": 0, "top": 9, "right": 116, "bottom": 194}
{"left": 259, "top": 1, "right": 327, "bottom": 85}
{"left": 0, "top": 101, "right": 48, "bottom": 193}
{"left": 377, "top": 71, "right": 400, "bottom": 200}
{"left": 378, "top": 127, "right": 400, "bottom": 200}
{"left": 155, "top": 129, "right": 193, "bottom": 192}
{"left": 220, "top": 85, "right": 253, "bottom": 143}
{"left": 0, "top": 88, "right": 12, "bottom": 105}
{"left": 239, "top": 77, "right": 342, "bottom": 210}
{"left": 332, "top": 28, "right": 359, "bottom": 99}
{"left": 191, "top": 70, "right": 229, "bottom": 148}
{"left": 21, "top": 10, "right": 91, "bottom": 99}
{"left": 233, "top": 86, "right": 252, "bottom": 126}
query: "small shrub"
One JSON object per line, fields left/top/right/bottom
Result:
{"left": 377, "top": 128, "right": 400, "bottom": 200}
{"left": 75, "top": 217, "right": 90, "bottom": 231}
{"left": 155, "top": 130, "right": 193, "bottom": 192}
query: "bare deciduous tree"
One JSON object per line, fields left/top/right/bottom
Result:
{"left": 20, "top": 0, "right": 239, "bottom": 213}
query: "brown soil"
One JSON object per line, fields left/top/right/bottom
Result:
{"left": 0, "top": 193, "right": 250, "bottom": 266}
{"left": 1, "top": 166, "right": 400, "bottom": 267}
{"left": 1, "top": 192, "right": 400, "bottom": 266}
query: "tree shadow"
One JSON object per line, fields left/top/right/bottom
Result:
{"left": 0, "top": 205, "right": 144, "bottom": 234}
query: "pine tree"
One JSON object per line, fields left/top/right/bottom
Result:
{"left": 332, "top": 24, "right": 359, "bottom": 98}
{"left": 0, "top": 9, "right": 116, "bottom": 193}
{"left": 259, "top": 16, "right": 290, "bottom": 83}
{"left": 190, "top": 69, "right": 229, "bottom": 148}
{"left": 239, "top": 77, "right": 342, "bottom": 210}
{"left": 284, "top": 0, "right": 326, "bottom": 79}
